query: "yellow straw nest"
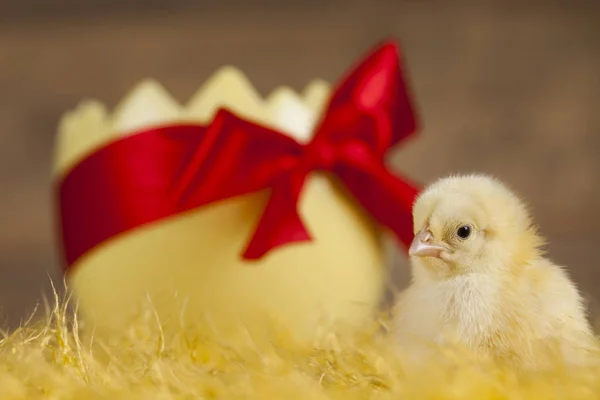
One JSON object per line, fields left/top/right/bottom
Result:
{"left": 2, "top": 285, "right": 600, "bottom": 400}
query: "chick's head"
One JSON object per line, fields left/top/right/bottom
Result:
{"left": 409, "top": 174, "right": 543, "bottom": 279}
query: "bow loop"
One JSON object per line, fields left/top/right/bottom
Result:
{"left": 317, "top": 40, "right": 418, "bottom": 155}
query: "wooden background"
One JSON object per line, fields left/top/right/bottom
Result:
{"left": 0, "top": 0, "right": 598, "bottom": 327}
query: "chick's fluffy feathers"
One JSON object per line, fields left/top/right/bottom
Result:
{"left": 394, "top": 174, "right": 597, "bottom": 370}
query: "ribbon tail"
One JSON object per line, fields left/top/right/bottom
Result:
{"left": 338, "top": 162, "right": 420, "bottom": 251}
{"left": 242, "top": 172, "right": 312, "bottom": 260}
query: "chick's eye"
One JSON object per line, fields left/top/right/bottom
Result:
{"left": 456, "top": 225, "right": 472, "bottom": 239}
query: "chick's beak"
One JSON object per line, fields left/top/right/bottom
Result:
{"left": 409, "top": 229, "right": 447, "bottom": 258}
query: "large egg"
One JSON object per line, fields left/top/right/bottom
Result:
{"left": 54, "top": 68, "right": 387, "bottom": 343}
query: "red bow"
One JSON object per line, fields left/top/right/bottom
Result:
{"left": 57, "top": 39, "right": 420, "bottom": 271}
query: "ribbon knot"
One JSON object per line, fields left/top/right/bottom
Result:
{"left": 57, "top": 39, "right": 421, "bottom": 271}
{"left": 304, "top": 140, "right": 336, "bottom": 171}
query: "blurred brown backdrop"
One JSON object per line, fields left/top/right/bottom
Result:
{"left": 0, "top": 0, "right": 598, "bottom": 328}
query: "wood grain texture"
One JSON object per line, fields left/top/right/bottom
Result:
{"left": 0, "top": 0, "right": 598, "bottom": 327}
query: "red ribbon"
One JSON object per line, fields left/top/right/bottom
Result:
{"left": 57, "top": 39, "right": 421, "bottom": 271}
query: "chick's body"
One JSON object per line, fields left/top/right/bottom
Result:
{"left": 394, "top": 174, "right": 596, "bottom": 369}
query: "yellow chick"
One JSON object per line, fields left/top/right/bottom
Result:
{"left": 393, "top": 174, "right": 597, "bottom": 370}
